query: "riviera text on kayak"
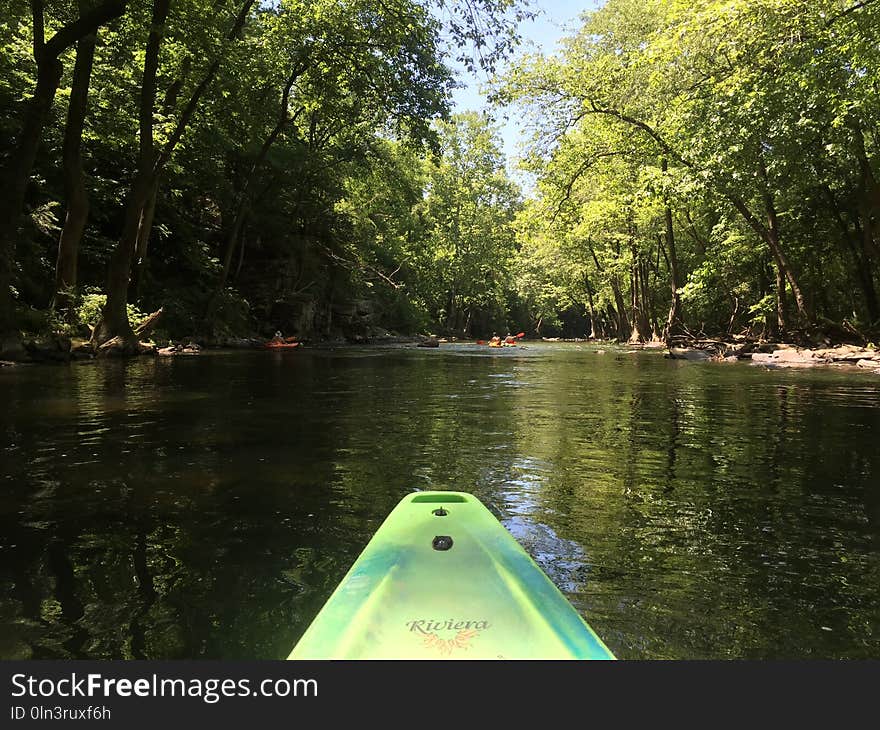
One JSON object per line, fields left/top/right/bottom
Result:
{"left": 406, "top": 619, "right": 491, "bottom": 634}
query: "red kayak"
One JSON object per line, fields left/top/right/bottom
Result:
{"left": 264, "top": 341, "right": 300, "bottom": 350}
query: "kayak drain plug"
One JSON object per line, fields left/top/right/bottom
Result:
{"left": 432, "top": 535, "right": 453, "bottom": 551}
{"left": 432, "top": 508, "right": 448, "bottom": 516}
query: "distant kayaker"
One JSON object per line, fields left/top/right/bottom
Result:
{"left": 271, "top": 330, "right": 284, "bottom": 344}
{"left": 489, "top": 332, "right": 501, "bottom": 345}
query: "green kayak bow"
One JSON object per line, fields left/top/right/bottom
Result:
{"left": 289, "top": 491, "right": 615, "bottom": 659}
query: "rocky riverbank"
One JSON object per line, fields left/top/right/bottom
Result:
{"left": 667, "top": 342, "right": 880, "bottom": 373}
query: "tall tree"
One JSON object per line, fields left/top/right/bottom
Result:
{"left": 94, "top": 0, "right": 256, "bottom": 345}
{"left": 0, "top": 0, "right": 127, "bottom": 336}
{"left": 54, "top": 2, "right": 101, "bottom": 320}
{"left": 421, "top": 113, "right": 520, "bottom": 334}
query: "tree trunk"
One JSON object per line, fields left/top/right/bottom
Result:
{"left": 850, "top": 119, "right": 880, "bottom": 262}
{"left": 774, "top": 259, "right": 787, "bottom": 335}
{"left": 821, "top": 182, "right": 879, "bottom": 323}
{"left": 628, "top": 238, "right": 650, "bottom": 343}
{"left": 758, "top": 261, "right": 776, "bottom": 340}
{"left": 130, "top": 177, "right": 159, "bottom": 302}
{"left": 759, "top": 166, "right": 789, "bottom": 335}
{"left": 852, "top": 123, "right": 880, "bottom": 323}
{"left": 661, "top": 159, "right": 683, "bottom": 344}
{"left": 218, "top": 199, "right": 249, "bottom": 294}
{"left": 610, "top": 278, "right": 630, "bottom": 341}
{"left": 448, "top": 290, "right": 458, "bottom": 333}
{"left": 605, "top": 303, "right": 618, "bottom": 339}
{"left": 0, "top": 0, "right": 128, "bottom": 335}
{"left": 641, "top": 257, "right": 658, "bottom": 338}
{"left": 215, "top": 66, "right": 304, "bottom": 297}
{"left": 0, "top": 56, "right": 63, "bottom": 334}
{"left": 96, "top": 0, "right": 255, "bottom": 344}
{"left": 629, "top": 264, "right": 649, "bottom": 343}
{"left": 54, "top": 23, "right": 98, "bottom": 320}
{"left": 233, "top": 215, "right": 248, "bottom": 281}
{"left": 857, "top": 217, "right": 880, "bottom": 324}
{"left": 93, "top": 0, "right": 169, "bottom": 346}
{"left": 728, "top": 156, "right": 810, "bottom": 324}
{"left": 727, "top": 189, "right": 808, "bottom": 322}
{"left": 583, "top": 274, "right": 598, "bottom": 339}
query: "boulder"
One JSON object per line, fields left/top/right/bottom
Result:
{"left": 751, "top": 348, "right": 829, "bottom": 368}
{"left": 667, "top": 347, "right": 711, "bottom": 361}
{"left": 813, "top": 344, "right": 876, "bottom": 362}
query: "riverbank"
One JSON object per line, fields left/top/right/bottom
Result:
{"left": 0, "top": 330, "right": 430, "bottom": 365}
{"left": 3, "top": 328, "right": 879, "bottom": 375}
{"left": 539, "top": 334, "right": 880, "bottom": 374}
{"left": 667, "top": 341, "right": 880, "bottom": 373}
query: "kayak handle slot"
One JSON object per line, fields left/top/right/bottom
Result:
{"left": 432, "top": 535, "right": 454, "bottom": 551}
{"left": 412, "top": 493, "right": 468, "bottom": 503}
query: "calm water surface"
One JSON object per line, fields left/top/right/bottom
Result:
{"left": 1, "top": 343, "right": 879, "bottom": 659}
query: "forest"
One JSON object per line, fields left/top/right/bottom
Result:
{"left": 1, "top": 0, "right": 879, "bottom": 358}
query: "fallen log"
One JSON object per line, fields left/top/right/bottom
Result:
{"left": 134, "top": 307, "right": 163, "bottom": 337}
{"left": 97, "top": 336, "right": 156, "bottom": 356}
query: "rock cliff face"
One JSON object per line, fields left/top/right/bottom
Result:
{"left": 269, "top": 293, "right": 388, "bottom": 342}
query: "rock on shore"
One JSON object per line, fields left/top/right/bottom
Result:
{"left": 665, "top": 341, "right": 880, "bottom": 372}
{"left": 749, "top": 344, "right": 880, "bottom": 370}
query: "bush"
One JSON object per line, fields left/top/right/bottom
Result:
{"left": 77, "top": 289, "right": 150, "bottom": 329}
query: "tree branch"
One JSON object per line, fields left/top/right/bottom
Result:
{"left": 154, "top": 0, "right": 256, "bottom": 173}
{"left": 315, "top": 242, "right": 404, "bottom": 289}
{"left": 30, "top": 0, "right": 45, "bottom": 62}
{"left": 551, "top": 149, "right": 633, "bottom": 221}
{"left": 825, "top": 0, "right": 879, "bottom": 26}
{"left": 586, "top": 101, "right": 694, "bottom": 170}
{"left": 42, "top": 0, "right": 128, "bottom": 60}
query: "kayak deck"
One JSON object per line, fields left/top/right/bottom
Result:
{"left": 288, "top": 491, "right": 614, "bottom": 659}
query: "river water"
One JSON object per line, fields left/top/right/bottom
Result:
{"left": 1, "top": 343, "right": 879, "bottom": 659}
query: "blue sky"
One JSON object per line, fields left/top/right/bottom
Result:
{"left": 449, "top": 0, "right": 603, "bottom": 166}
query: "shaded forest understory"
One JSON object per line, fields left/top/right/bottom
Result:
{"left": 2, "top": 0, "right": 880, "bottom": 362}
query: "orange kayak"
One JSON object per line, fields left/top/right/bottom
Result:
{"left": 264, "top": 341, "right": 300, "bottom": 350}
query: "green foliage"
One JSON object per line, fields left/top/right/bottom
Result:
{"left": 501, "top": 0, "right": 880, "bottom": 341}
{"left": 77, "top": 290, "right": 149, "bottom": 329}
{"left": 13, "top": 0, "right": 879, "bottom": 344}
{"left": 418, "top": 112, "right": 522, "bottom": 334}
{"left": 3, "top": 0, "right": 533, "bottom": 341}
